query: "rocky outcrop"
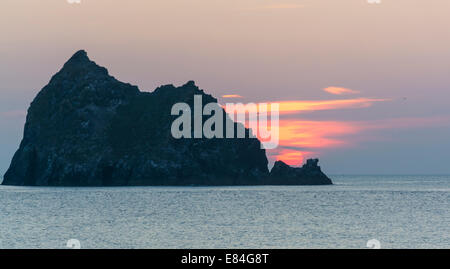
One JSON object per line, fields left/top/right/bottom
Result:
{"left": 3, "top": 50, "right": 332, "bottom": 186}
{"left": 268, "top": 159, "right": 332, "bottom": 185}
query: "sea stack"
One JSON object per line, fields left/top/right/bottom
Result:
{"left": 3, "top": 50, "right": 332, "bottom": 186}
{"left": 268, "top": 159, "right": 332, "bottom": 185}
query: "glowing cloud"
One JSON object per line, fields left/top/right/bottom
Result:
{"left": 277, "top": 120, "right": 358, "bottom": 149}
{"left": 324, "top": 87, "right": 360, "bottom": 95}
{"left": 220, "top": 95, "right": 448, "bottom": 167}
{"left": 223, "top": 98, "right": 388, "bottom": 116}
{"left": 266, "top": 116, "right": 450, "bottom": 166}
{"left": 274, "top": 149, "right": 313, "bottom": 166}
{"left": 277, "top": 98, "right": 388, "bottom": 114}
{"left": 222, "top": 94, "right": 243, "bottom": 98}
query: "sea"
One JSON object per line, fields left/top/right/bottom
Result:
{"left": 0, "top": 175, "right": 449, "bottom": 249}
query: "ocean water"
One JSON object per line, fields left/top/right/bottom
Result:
{"left": 0, "top": 175, "right": 449, "bottom": 249}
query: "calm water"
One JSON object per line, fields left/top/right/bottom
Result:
{"left": 0, "top": 175, "right": 449, "bottom": 249}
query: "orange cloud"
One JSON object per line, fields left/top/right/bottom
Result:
{"left": 277, "top": 98, "right": 387, "bottom": 114}
{"left": 223, "top": 98, "right": 389, "bottom": 116}
{"left": 277, "top": 120, "right": 359, "bottom": 149}
{"left": 273, "top": 149, "right": 314, "bottom": 166}
{"left": 265, "top": 116, "right": 450, "bottom": 166}
{"left": 222, "top": 94, "right": 243, "bottom": 98}
{"left": 222, "top": 98, "right": 387, "bottom": 165}
{"left": 221, "top": 95, "right": 448, "bottom": 167}
{"left": 324, "top": 87, "right": 360, "bottom": 95}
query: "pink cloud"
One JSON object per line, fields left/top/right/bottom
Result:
{"left": 324, "top": 87, "right": 360, "bottom": 95}
{"left": 222, "top": 94, "right": 243, "bottom": 98}
{"left": 266, "top": 116, "right": 450, "bottom": 166}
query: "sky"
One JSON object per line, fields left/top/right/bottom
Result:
{"left": 1, "top": 0, "right": 450, "bottom": 175}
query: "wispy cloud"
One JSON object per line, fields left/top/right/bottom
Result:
{"left": 222, "top": 95, "right": 448, "bottom": 166}
{"left": 223, "top": 98, "right": 389, "bottom": 115}
{"left": 324, "top": 87, "right": 360, "bottom": 95}
{"left": 222, "top": 94, "right": 243, "bottom": 98}
{"left": 265, "top": 119, "right": 357, "bottom": 166}
{"left": 277, "top": 98, "right": 388, "bottom": 114}
{"left": 266, "top": 116, "right": 450, "bottom": 166}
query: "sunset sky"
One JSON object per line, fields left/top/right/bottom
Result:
{"left": 1, "top": 0, "right": 450, "bottom": 175}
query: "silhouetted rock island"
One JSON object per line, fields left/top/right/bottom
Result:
{"left": 3, "top": 50, "right": 332, "bottom": 186}
{"left": 269, "top": 159, "right": 332, "bottom": 185}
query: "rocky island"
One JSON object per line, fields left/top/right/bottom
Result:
{"left": 2, "top": 50, "right": 332, "bottom": 186}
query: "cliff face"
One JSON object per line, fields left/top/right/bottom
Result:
{"left": 3, "top": 50, "right": 332, "bottom": 186}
